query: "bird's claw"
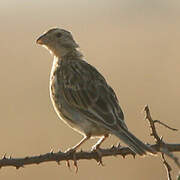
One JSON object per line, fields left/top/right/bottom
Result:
{"left": 91, "top": 146, "right": 104, "bottom": 166}
{"left": 65, "top": 148, "right": 78, "bottom": 172}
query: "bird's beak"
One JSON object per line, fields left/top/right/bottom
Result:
{"left": 36, "top": 34, "right": 45, "bottom": 45}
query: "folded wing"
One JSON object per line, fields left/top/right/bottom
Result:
{"left": 59, "top": 59, "right": 126, "bottom": 131}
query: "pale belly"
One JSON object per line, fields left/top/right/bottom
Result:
{"left": 49, "top": 69, "right": 109, "bottom": 137}
{"left": 49, "top": 59, "right": 109, "bottom": 137}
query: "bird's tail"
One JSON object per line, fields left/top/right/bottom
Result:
{"left": 112, "top": 128, "right": 156, "bottom": 156}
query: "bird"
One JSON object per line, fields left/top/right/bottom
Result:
{"left": 36, "top": 28, "right": 155, "bottom": 155}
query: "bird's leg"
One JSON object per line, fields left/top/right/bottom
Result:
{"left": 91, "top": 134, "right": 109, "bottom": 166}
{"left": 70, "top": 135, "right": 90, "bottom": 152}
{"left": 66, "top": 135, "right": 90, "bottom": 153}
{"left": 91, "top": 134, "right": 109, "bottom": 151}
{"left": 65, "top": 135, "right": 90, "bottom": 172}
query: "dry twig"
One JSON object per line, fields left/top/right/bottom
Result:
{"left": 161, "top": 153, "right": 172, "bottom": 180}
{"left": 0, "top": 143, "right": 179, "bottom": 170}
{"left": 144, "top": 105, "right": 179, "bottom": 179}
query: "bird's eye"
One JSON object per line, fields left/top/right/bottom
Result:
{"left": 56, "top": 32, "right": 62, "bottom": 38}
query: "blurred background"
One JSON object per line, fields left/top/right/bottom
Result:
{"left": 0, "top": 0, "right": 180, "bottom": 179}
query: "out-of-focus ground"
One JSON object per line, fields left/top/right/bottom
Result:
{"left": 0, "top": 0, "right": 180, "bottom": 179}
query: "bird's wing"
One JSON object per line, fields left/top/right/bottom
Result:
{"left": 59, "top": 59, "right": 126, "bottom": 130}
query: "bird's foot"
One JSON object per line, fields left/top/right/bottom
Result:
{"left": 65, "top": 148, "right": 78, "bottom": 172}
{"left": 91, "top": 146, "right": 104, "bottom": 166}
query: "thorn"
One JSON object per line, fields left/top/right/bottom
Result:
{"left": 39, "top": 154, "right": 42, "bottom": 158}
{"left": 50, "top": 149, "right": 54, "bottom": 154}
{"left": 3, "top": 153, "right": 6, "bottom": 159}
{"left": 16, "top": 166, "right": 20, "bottom": 169}
{"left": 122, "top": 154, "right": 126, "bottom": 158}
{"left": 25, "top": 156, "right": 29, "bottom": 160}
{"left": 144, "top": 104, "right": 148, "bottom": 110}
{"left": 66, "top": 160, "right": 71, "bottom": 171}
{"left": 117, "top": 143, "right": 121, "bottom": 148}
{"left": 58, "top": 149, "right": 62, "bottom": 153}
{"left": 132, "top": 153, "right": 136, "bottom": 159}
{"left": 141, "top": 106, "right": 146, "bottom": 114}
{"left": 111, "top": 145, "right": 116, "bottom": 150}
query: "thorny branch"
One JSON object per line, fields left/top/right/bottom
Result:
{"left": 0, "top": 143, "right": 179, "bottom": 170}
{"left": 144, "top": 105, "right": 179, "bottom": 180}
{"left": 0, "top": 105, "right": 179, "bottom": 180}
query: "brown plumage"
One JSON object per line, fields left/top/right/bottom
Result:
{"left": 36, "top": 28, "right": 156, "bottom": 155}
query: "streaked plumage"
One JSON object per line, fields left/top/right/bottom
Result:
{"left": 36, "top": 28, "right": 155, "bottom": 155}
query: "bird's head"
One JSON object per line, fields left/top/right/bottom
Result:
{"left": 36, "top": 28, "right": 79, "bottom": 58}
